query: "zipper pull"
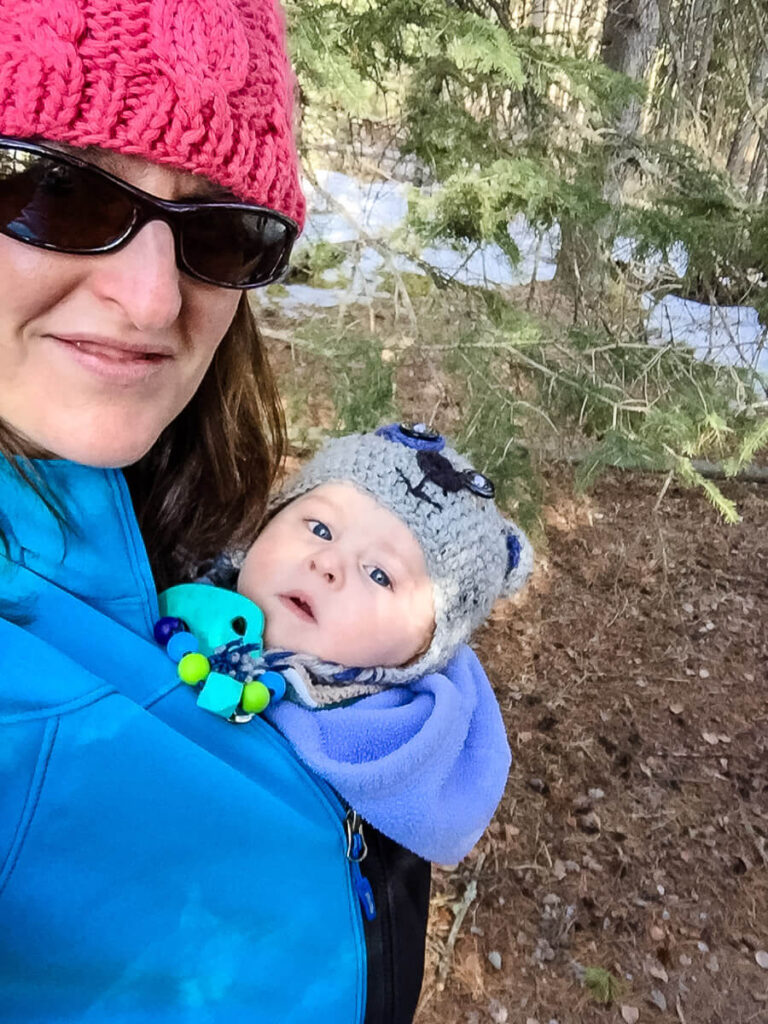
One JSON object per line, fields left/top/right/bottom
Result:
{"left": 350, "top": 853, "right": 377, "bottom": 921}
{"left": 345, "top": 810, "right": 377, "bottom": 922}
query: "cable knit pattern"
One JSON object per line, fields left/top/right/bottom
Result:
{"left": 0, "top": 0, "right": 305, "bottom": 226}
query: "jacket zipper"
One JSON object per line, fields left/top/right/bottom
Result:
{"left": 242, "top": 715, "right": 371, "bottom": 1022}
{"left": 344, "top": 809, "right": 377, "bottom": 921}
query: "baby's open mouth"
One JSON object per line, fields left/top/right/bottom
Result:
{"left": 279, "top": 593, "right": 316, "bottom": 623}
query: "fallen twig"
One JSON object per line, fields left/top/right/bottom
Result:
{"left": 435, "top": 851, "right": 488, "bottom": 993}
{"left": 435, "top": 881, "right": 477, "bottom": 991}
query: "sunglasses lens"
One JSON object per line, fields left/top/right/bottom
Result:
{"left": 0, "top": 142, "right": 295, "bottom": 288}
{"left": 181, "top": 207, "right": 293, "bottom": 287}
{"left": 0, "top": 147, "right": 135, "bottom": 251}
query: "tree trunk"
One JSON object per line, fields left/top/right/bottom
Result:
{"left": 690, "top": 0, "right": 717, "bottom": 119}
{"left": 554, "top": 216, "right": 603, "bottom": 309}
{"left": 601, "top": 0, "right": 660, "bottom": 209}
{"left": 747, "top": 135, "right": 767, "bottom": 200}
{"left": 727, "top": 46, "right": 768, "bottom": 183}
{"left": 602, "top": 0, "right": 661, "bottom": 135}
{"left": 556, "top": 0, "right": 660, "bottom": 295}
{"left": 656, "top": 0, "right": 687, "bottom": 136}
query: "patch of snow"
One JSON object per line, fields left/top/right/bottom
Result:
{"left": 646, "top": 293, "right": 768, "bottom": 374}
{"left": 303, "top": 171, "right": 409, "bottom": 243}
{"left": 267, "top": 170, "right": 767, "bottom": 375}
{"left": 613, "top": 235, "right": 688, "bottom": 279}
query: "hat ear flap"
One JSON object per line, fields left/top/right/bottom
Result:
{"left": 502, "top": 522, "right": 534, "bottom": 597}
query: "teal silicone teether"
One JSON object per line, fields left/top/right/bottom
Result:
{"left": 158, "top": 584, "right": 265, "bottom": 655}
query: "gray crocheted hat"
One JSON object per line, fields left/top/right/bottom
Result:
{"left": 269, "top": 422, "right": 534, "bottom": 685}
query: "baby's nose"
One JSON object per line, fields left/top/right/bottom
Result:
{"left": 309, "top": 554, "right": 342, "bottom": 586}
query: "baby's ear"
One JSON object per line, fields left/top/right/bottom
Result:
{"left": 502, "top": 522, "right": 534, "bottom": 597}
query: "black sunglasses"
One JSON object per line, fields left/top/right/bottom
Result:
{"left": 0, "top": 137, "right": 298, "bottom": 289}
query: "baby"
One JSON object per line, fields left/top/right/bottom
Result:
{"left": 165, "top": 422, "right": 533, "bottom": 862}
{"left": 198, "top": 420, "right": 533, "bottom": 708}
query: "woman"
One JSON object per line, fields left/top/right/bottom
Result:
{"left": 0, "top": 2, "right": 429, "bottom": 1021}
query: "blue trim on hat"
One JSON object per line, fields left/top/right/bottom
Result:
{"left": 506, "top": 532, "right": 522, "bottom": 573}
{"left": 376, "top": 423, "right": 445, "bottom": 452}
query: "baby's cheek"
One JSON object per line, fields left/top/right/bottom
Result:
{"left": 236, "top": 548, "right": 267, "bottom": 605}
{"left": 400, "top": 620, "right": 434, "bottom": 667}
{"left": 260, "top": 600, "right": 300, "bottom": 651}
{"left": 236, "top": 565, "right": 256, "bottom": 601}
{"left": 327, "top": 615, "right": 361, "bottom": 656}
{"left": 409, "top": 584, "right": 435, "bottom": 643}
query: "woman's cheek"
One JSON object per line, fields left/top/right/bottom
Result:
{"left": 188, "top": 287, "right": 241, "bottom": 357}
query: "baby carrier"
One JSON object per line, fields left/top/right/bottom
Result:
{"left": 0, "top": 459, "right": 429, "bottom": 1023}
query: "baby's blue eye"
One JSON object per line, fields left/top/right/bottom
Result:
{"left": 368, "top": 567, "right": 392, "bottom": 588}
{"left": 308, "top": 519, "right": 332, "bottom": 540}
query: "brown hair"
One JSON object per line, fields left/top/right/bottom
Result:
{"left": 124, "top": 294, "right": 286, "bottom": 589}
{"left": 0, "top": 294, "right": 286, "bottom": 592}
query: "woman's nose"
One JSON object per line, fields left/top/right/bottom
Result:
{"left": 88, "top": 220, "right": 183, "bottom": 331}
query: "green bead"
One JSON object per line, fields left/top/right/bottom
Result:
{"left": 178, "top": 652, "right": 211, "bottom": 685}
{"left": 241, "top": 680, "right": 270, "bottom": 714}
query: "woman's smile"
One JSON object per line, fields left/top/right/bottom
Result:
{"left": 49, "top": 332, "right": 175, "bottom": 384}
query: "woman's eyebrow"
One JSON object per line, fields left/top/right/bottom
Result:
{"left": 101, "top": 154, "right": 239, "bottom": 201}
{"left": 176, "top": 179, "right": 241, "bottom": 202}
{"left": 196, "top": 184, "right": 240, "bottom": 202}
{"left": 49, "top": 140, "right": 239, "bottom": 201}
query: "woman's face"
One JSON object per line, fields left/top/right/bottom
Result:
{"left": 0, "top": 148, "right": 242, "bottom": 467}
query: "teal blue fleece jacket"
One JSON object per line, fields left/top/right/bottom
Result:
{"left": 0, "top": 458, "right": 368, "bottom": 1024}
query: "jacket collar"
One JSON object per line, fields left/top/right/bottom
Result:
{"left": 0, "top": 458, "right": 158, "bottom": 637}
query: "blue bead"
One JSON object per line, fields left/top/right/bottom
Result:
{"left": 154, "top": 616, "right": 186, "bottom": 645}
{"left": 259, "top": 670, "right": 286, "bottom": 702}
{"left": 166, "top": 631, "right": 199, "bottom": 662}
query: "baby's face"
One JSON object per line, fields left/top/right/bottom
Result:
{"left": 237, "top": 483, "right": 435, "bottom": 667}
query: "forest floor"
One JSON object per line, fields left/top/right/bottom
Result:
{"left": 415, "top": 468, "right": 768, "bottom": 1024}
{"left": 263, "top": 291, "right": 768, "bottom": 1024}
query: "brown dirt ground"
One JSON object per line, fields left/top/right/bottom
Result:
{"left": 416, "top": 468, "right": 768, "bottom": 1024}
{"left": 261, "top": 312, "right": 768, "bottom": 1024}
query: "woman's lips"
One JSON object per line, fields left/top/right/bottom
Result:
{"left": 50, "top": 334, "right": 173, "bottom": 383}
{"left": 278, "top": 592, "right": 316, "bottom": 623}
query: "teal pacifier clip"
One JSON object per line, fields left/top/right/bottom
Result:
{"left": 154, "top": 583, "right": 286, "bottom": 720}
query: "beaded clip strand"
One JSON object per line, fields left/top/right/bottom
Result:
{"left": 154, "top": 615, "right": 286, "bottom": 722}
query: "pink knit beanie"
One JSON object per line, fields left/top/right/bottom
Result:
{"left": 0, "top": 0, "right": 305, "bottom": 227}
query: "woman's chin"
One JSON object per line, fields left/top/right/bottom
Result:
{"left": 14, "top": 417, "right": 164, "bottom": 468}
{"left": 59, "top": 434, "right": 159, "bottom": 468}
